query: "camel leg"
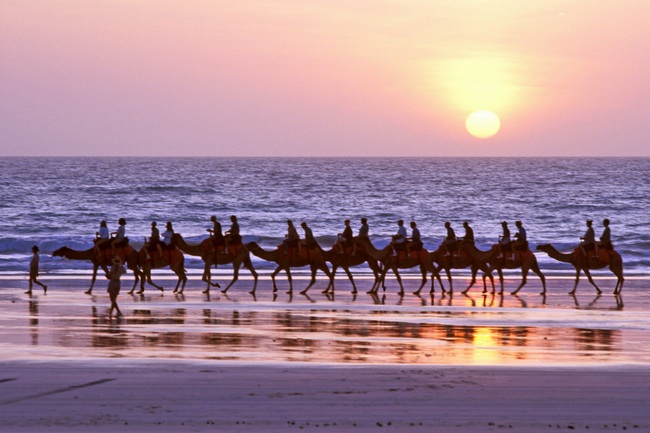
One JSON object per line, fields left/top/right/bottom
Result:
{"left": 569, "top": 268, "right": 581, "bottom": 295}
{"left": 144, "top": 269, "right": 164, "bottom": 293}
{"left": 433, "top": 272, "right": 444, "bottom": 294}
{"left": 175, "top": 267, "right": 187, "bottom": 294}
{"left": 286, "top": 267, "right": 295, "bottom": 294}
{"left": 86, "top": 263, "right": 100, "bottom": 295}
{"left": 130, "top": 266, "right": 140, "bottom": 293}
{"left": 511, "top": 267, "right": 529, "bottom": 295}
{"left": 583, "top": 269, "right": 602, "bottom": 294}
{"left": 464, "top": 266, "right": 478, "bottom": 294}
{"left": 371, "top": 268, "right": 388, "bottom": 294}
{"left": 393, "top": 267, "right": 405, "bottom": 296}
{"left": 415, "top": 266, "right": 427, "bottom": 295}
{"left": 324, "top": 266, "right": 337, "bottom": 294}
{"left": 343, "top": 267, "right": 356, "bottom": 294}
{"left": 532, "top": 264, "right": 546, "bottom": 295}
{"left": 245, "top": 256, "right": 258, "bottom": 295}
{"left": 445, "top": 268, "right": 453, "bottom": 294}
{"left": 612, "top": 265, "right": 624, "bottom": 295}
{"left": 221, "top": 260, "right": 241, "bottom": 294}
{"left": 270, "top": 267, "right": 282, "bottom": 293}
{"left": 301, "top": 265, "right": 318, "bottom": 295}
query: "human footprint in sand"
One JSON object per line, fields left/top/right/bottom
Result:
{"left": 107, "top": 256, "right": 126, "bottom": 317}
{"left": 26, "top": 245, "right": 47, "bottom": 295}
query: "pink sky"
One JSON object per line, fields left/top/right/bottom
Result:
{"left": 1, "top": 0, "right": 649, "bottom": 156}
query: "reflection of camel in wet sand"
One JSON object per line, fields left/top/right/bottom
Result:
{"left": 459, "top": 241, "right": 546, "bottom": 295}
{"left": 427, "top": 247, "right": 493, "bottom": 294}
{"left": 358, "top": 238, "right": 442, "bottom": 296}
{"left": 171, "top": 234, "right": 258, "bottom": 294}
{"left": 52, "top": 246, "right": 140, "bottom": 294}
{"left": 319, "top": 246, "right": 383, "bottom": 294}
{"left": 537, "top": 244, "right": 624, "bottom": 295}
{"left": 132, "top": 248, "right": 186, "bottom": 295}
{"left": 245, "top": 242, "right": 333, "bottom": 294}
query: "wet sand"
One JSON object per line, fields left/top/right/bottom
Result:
{"left": 1, "top": 275, "right": 650, "bottom": 431}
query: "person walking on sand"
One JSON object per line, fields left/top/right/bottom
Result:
{"left": 107, "top": 256, "right": 126, "bottom": 318}
{"left": 27, "top": 245, "right": 47, "bottom": 295}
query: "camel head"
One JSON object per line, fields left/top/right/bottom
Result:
{"left": 52, "top": 247, "right": 69, "bottom": 257}
{"left": 170, "top": 233, "right": 182, "bottom": 245}
{"left": 536, "top": 244, "right": 551, "bottom": 252}
{"left": 245, "top": 241, "right": 260, "bottom": 250}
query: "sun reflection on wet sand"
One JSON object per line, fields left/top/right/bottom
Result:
{"left": 2, "top": 277, "right": 649, "bottom": 365}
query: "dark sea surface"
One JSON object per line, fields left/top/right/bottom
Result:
{"left": 1, "top": 157, "right": 648, "bottom": 276}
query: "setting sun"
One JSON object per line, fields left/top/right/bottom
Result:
{"left": 466, "top": 111, "right": 501, "bottom": 138}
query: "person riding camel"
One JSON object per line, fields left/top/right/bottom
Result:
{"left": 510, "top": 220, "right": 527, "bottom": 259}
{"left": 390, "top": 220, "right": 407, "bottom": 257}
{"left": 144, "top": 221, "right": 162, "bottom": 261}
{"left": 442, "top": 222, "right": 457, "bottom": 257}
{"left": 594, "top": 218, "right": 612, "bottom": 255}
{"left": 110, "top": 218, "right": 126, "bottom": 256}
{"left": 462, "top": 221, "right": 474, "bottom": 245}
{"left": 336, "top": 219, "right": 354, "bottom": 255}
{"left": 94, "top": 220, "right": 110, "bottom": 260}
{"left": 162, "top": 221, "right": 174, "bottom": 248}
{"left": 496, "top": 221, "right": 511, "bottom": 258}
{"left": 406, "top": 221, "right": 423, "bottom": 256}
{"left": 207, "top": 215, "right": 225, "bottom": 250}
{"left": 299, "top": 222, "right": 318, "bottom": 256}
{"left": 224, "top": 215, "right": 241, "bottom": 251}
{"left": 283, "top": 220, "right": 300, "bottom": 255}
{"left": 579, "top": 220, "right": 596, "bottom": 259}
{"left": 351, "top": 217, "right": 369, "bottom": 256}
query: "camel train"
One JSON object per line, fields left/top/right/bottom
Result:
{"left": 51, "top": 218, "right": 624, "bottom": 296}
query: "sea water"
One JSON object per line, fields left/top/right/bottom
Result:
{"left": 0, "top": 157, "right": 648, "bottom": 276}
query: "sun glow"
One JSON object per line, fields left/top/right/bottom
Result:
{"left": 466, "top": 111, "right": 501, "bottom": 138}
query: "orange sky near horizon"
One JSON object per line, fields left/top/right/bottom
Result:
{"left": 1, "top": 0, "right": 649, "bottom": 156}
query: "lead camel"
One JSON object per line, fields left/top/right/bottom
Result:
{"left": 52, "top": 246, "right": 141, "bottom": 294}
{"left": 536, "top": 244, "right": 624, "bottom": 295}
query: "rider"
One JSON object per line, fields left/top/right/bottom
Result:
{"left": 510, "top": 220, "right": 527, "bottom": 258}
{"left": 351, "top": 217, "right": 369, "bottom": 256}
{"left": 336, "top": 219, "right": 354, "bottom": 254}
{"left": 579, "top": 219, "right": 595, "bottom": 258}
{"left": 110, "top": 218, "right": 126, "bottom": 256}
{"left": 162, "top": 221, "right": 174, "bottom": 248}
{"left": 224, "top": 215, "right": 241, "bottom": 251}
{"left": 144, "top": 221, "right": 163, "bottom": 260}
{"left": 594, "top": 218, "right": 612, "bottom": 255}
{"left": 283, "top": 220, "right": 300, "bottom": 255}
{"left": 406, "top": 221, "right": 422, "bottom": 256}
{"left": 442, "top": 222, "right": 456, "bottom": 257}
{"left": 389, "top": 220, "right": 407, "bottom": 257}
{"left": 207, "top": 215, "right": 225, "bottom": 248}
{"left": 299, "top": 222, "right": 317, "bottom": 256}
{"left": 94, "top": 220, "right": 110, "bottom": 260}
{"left": 497, "top": 221, "right": 511, "bottom": 258}
{"left": 462, "top": 221, "right": 474, "bottom": 245}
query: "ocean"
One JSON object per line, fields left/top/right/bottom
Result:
{"left": 1, "top": 157, "right": 648, "bottom": 276}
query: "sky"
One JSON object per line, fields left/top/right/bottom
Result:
{"left": 1, "top": 0, "right": 649, "bottom": 157}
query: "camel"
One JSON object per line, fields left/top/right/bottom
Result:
{"left": 171, "top": 234, "right": 258, "bottom": 294}
{"left": 319, "top": 245, "right": 383, "bottom": 294}
{"left": 536, "top": 244, "right": 624, "bottom": 295}
{"left": 358, "top": 238, "right": 443, "bottom": 296}
{"left": 458, "top": 240, "right": 546, "bottom": 295}
{"left": 426, "top": 246, "right": 494, "bottom": 294}
{"left": 132, "top": 247, "right": 186, "bottom": 295}
{"left": 245, "top": 242, "right": 333, "bottom": 294}
{"left": 52, "top": 246, "right": 141, "bottom": 294}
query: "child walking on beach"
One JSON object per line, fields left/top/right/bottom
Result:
{"left": 107, "top": 256, "right": 126, "bottom": 317}
{"left": 27, "top": 245, "right": 47, "bottom": 295}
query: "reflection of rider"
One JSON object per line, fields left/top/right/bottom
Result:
{"left": 351, "top": 217, "right": 369, "bottom": 256}
{"left": 579, "top": 219, "right": 596, "bottom": 258}
{"left": 283, "top": 220, "right": 300, "bottom": 255}
{"left": 336, "top": 219, "right": 353, "bottom": 254}
{"left": 594, "top": 218, "right": 611, "bottom": 255}
{"left": 442, "top": 222, "right": 456, "bottom": 257}
{"left": 390, "top": 220, "right": 407, "bottom": 256}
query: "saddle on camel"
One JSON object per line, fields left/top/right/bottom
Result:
{"left": 496, "top": 240, "right": 534, "bottom": 264}
{"left": 573, "top": 243, "right": 616, "bottom": 264}
{"left": 200, "top": 236, "right": 245, "bottom": 257}
{"left": 277, "top": 240, "right": 319, "bottom": 265}
{"left": 138, "top": 243, "right": 182, "bottom": 267}
{"left": 95, "top": 238, "right": 132, "bottom": 264}
{"left": 332, "top": 243, "right": 365, "bottom": 256}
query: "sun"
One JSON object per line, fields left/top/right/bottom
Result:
{"left": 466, "top": 111, "right": 501, "bottom": 138}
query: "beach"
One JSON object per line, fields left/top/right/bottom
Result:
{"left": 1, "top": 275, "right": 649, "bottom": 431}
